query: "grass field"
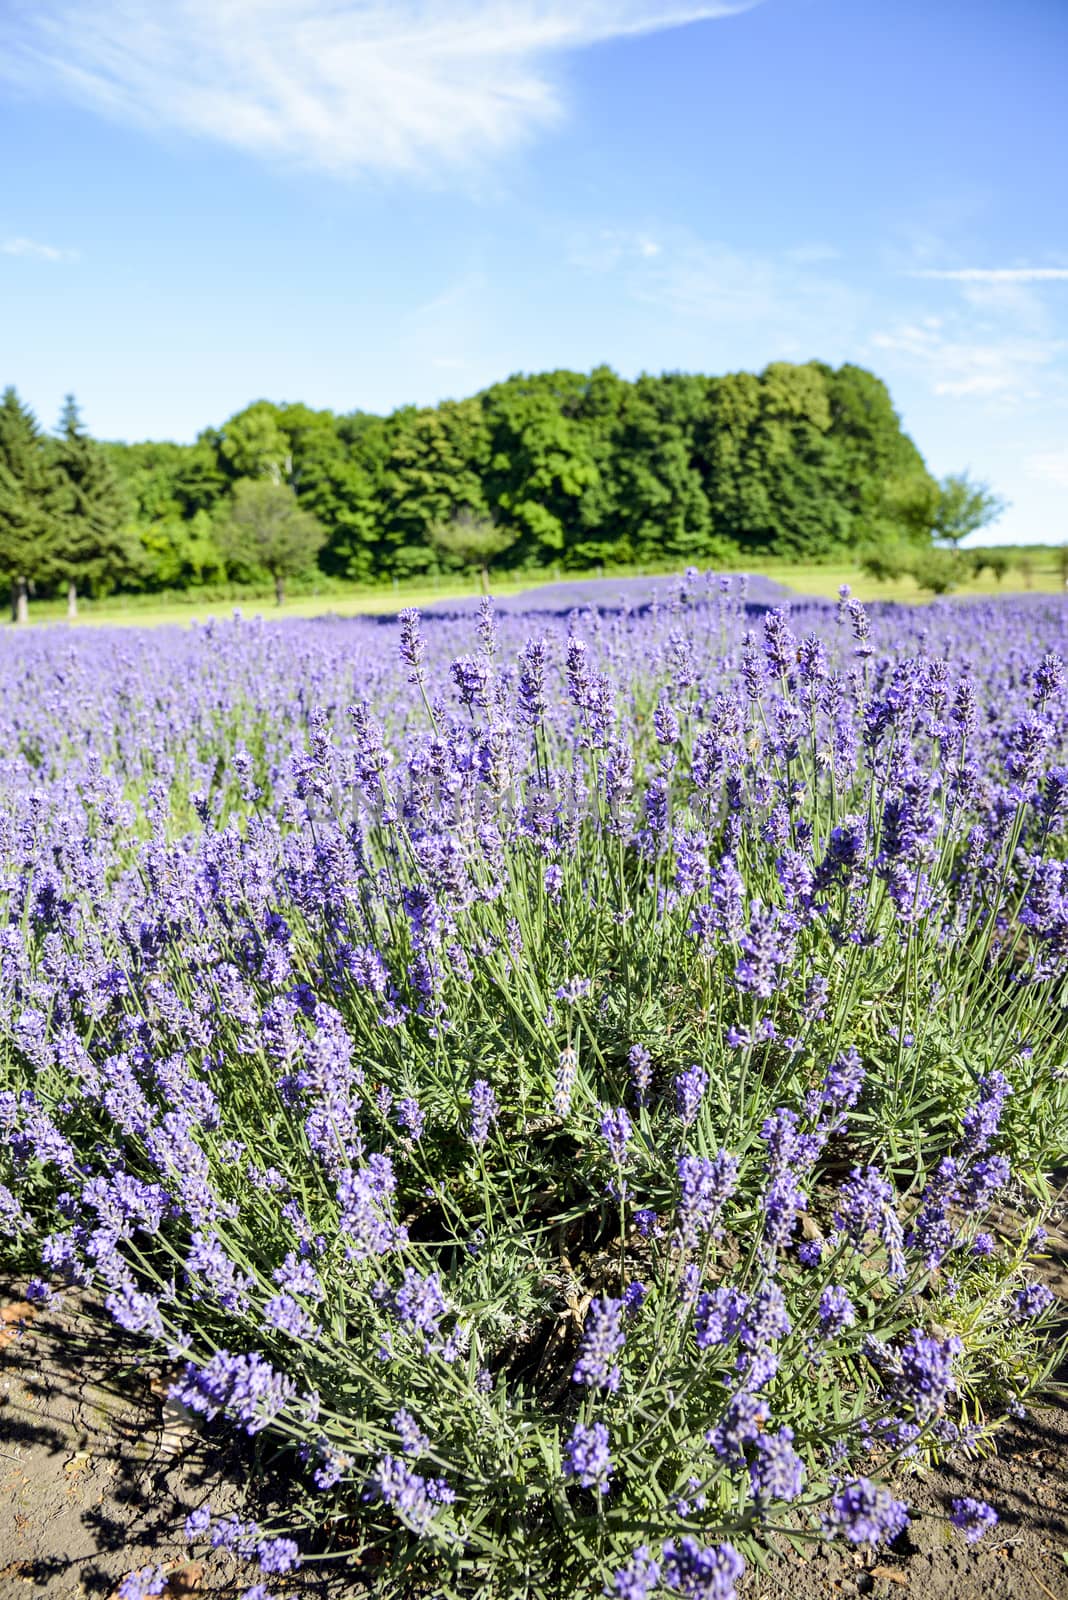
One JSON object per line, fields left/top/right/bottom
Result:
{"left": 6, "top": 550, "right": 1067, "bottom": 628}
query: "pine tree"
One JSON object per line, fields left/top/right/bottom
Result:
{"left": 51, "top": 395, "right": 137, "bottom": 615}
{"left": 0, "top": 385, "right": 55, "bottom": 622}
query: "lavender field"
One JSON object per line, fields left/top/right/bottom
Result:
{"left": 1, "top": 574, "right": 1066, "bottom": 1600}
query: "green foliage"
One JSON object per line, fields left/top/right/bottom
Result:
{"left": 218, "top": 478, "right": 326, "bottom": 603}
{"left": 931, "top": 473, "right": 1006, "bottom": 547}
{"left": 0, "top": 386, "right": 56, "bottom": 610}
{"left": 5, "top": 361, "right": 968, "bottom": 599}
{"left": 859, "top": 541, "right": 914, "bottom": 584}
{"left": 428, "top": 508, "right": 517, "bottom": 591}
{"left": 48, "top": 395, "right": 142, "bottom": 603}
{"left": 218, "top": 399, "right": 292, "bottom": 482}
{"left": 968, "top": 547, "right": 1012, "bottom": 584}
{"left": 910, "top": 547, "right": 968, "bottom": 596}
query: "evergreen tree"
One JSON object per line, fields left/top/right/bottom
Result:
{"left": 0, "top": 385, "right": 55, "bottom": 622}
{"left": 51, "top": 396, "right": 138, "bottom": 615}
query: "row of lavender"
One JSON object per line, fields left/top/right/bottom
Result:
{"left": 1, "top": 574, "right": 1066, "bottom": 1600}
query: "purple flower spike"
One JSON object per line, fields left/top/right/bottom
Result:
{"left": 563, "top": 1420, "right": 613, "bottom": 1493}
{"left": 949, "top": 1496, "right": 998, "bottom": 1543}
{"left": 573, "top": 1296, "right": 625, "bottom": 1392}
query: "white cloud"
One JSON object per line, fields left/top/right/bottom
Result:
{"left": 870, "top": 322, "right": 1063, "bottom": 404}
{"left": 1026, "top": 447, "right": 1068, "bottom": 489}
{"left": 911, "top": 267, "right": 1068, "bottom": 283}
{"left": 569, "top": 229, "right": 670, "bottom": 272}
{"left": 1, "top": 235, "right": 78, "bottom": 262}
{"left": 0, "top": 1, "right": 755, "bottom": 178}
{"left": 624, "top": 236, "right": 867, "bottom": 351}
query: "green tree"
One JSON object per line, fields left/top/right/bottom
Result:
{"left": 137, "top": 509, "right": 226, "bottom": 591}
{"left": 280, "top": 404, "right": 386, "bottom": 584}
{"left": 603, "top": 375, "right": 713, "bottom": 567}
{"left": 482, "top": 378, "right": 602, "bottom": 566}
{"left": 0, "top": 385, "right": 55, "bottom": 622}
{"left": 859, "top": 540, "right": 913, "bottom": 584}
{"left": 699, "top": 364, "right": 850, "bottom": 558}
{"left": 909, "top": 547, "right": 967, "bottom": 596}
{"left": 380, "top": 400, "right": 492, "bottom": 577}
{"left": 428, "top": 508, "right": 517, "bottom": 592}
{"left": 219, "top": 478, "right": 325, "bottom": 604}
{"left": 970, "top": 547, "right": 1011, "bottom": 584}
{"left": 218, "top": 401, "right": 290, "bottom": 482}
{"left": 50, "top": 396, "right": 139, "bottom": 615}
{"left": 931, "top": 473, "right": 1006, "bottom": 547}
{"left": 821, "top": 364, "right": 936, "bottom": 550}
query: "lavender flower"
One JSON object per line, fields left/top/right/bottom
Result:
{"left": 948, "top": 1497, "right": 998, "bottom": 1543}
{"left": 397, "top": 1096, "right": 425, "bottom": 1139}
{"left": 554, "top": 1047, "right": 579, "bottom": 1116}
{"left": 609, "top": 1547, "right": 661, "bottom": 1600}
{"left": 818, "top": 1285, "right": 855, "bottom": 1338}
{"left": 393, "top": 1408, "right": 430, "bottom": 1456}
{"left": 573, "top": 1296, "right": 625, "bottom": 1392}
{"left": 378, "top": 1268, "right": 449, "bottom": 1349}
{"left": 749, "top": 1426, "right": 805, "bottom": 1502}
{"left": 708, "top": 1391, "right": 769, "bottom": 1467}
{"left": 673, "top": 1065, "right": 708, "bottom": 1128}
{"left": 184, "top": 1505, "right": 212, "bottom": 1540}
{"left": 661, "top": 1536, "right": 745, "bottom": 1600}
{"left": 627, "top": 1043, "right": 653, "bottom": 1104}
{"left": 364, "top": 1454, "right": 455, "bottom": 1535}
{"left": 734, "top": 901, "right": 796, "bottom": 998}
{"left": 623, "top": 1281, "right": 647, "bottom": 1319}
{"left": 808, "top": 1046, "right": 865, "bottom": 1119}
{"left": 256, "top": 1537, "right": 301, "bottom": 1575}
{"left": 675, "top": 1151, "right": 738, "bottom": 1249}
{"left": 827, "top": 1479, "right": 910, "bottom": 1546}
{"left": 1012, "top": 1282, "right": 1055, "bottom": 1320}
{"left": 556, "top": 976, "right": 592, "bottom": 1004}
{"left": 599, "top": 1104, "right": 633, "bottom": 1166}
{"left": 694, "top": 1286, "right": 747, "bottom": 1351}
{"left": 563, "top": 1420, "right": 613, "bottom": 1493}
{"left": 834, "top": 1166, "right": 906, "bottom": 1281}
{"left": 170, "top": 1350, "right": 296, "bottom": 1435}
{"left": 398, "top": 609, "right": 426, "bottom": 683}
{"left": 469, "top": 1079, "right": 500, "bottom": 1147}
{"left": 117, "top": 1567, "right": 166, "bottom": 1600}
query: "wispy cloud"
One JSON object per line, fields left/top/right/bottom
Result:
{"left": 1, "top": 235, "right": 78, "bottom": 262}
{"left": 572, "top": 228, "right": 867, "bottom": 357}
{"left": 0, "top": 1, "right": 755, "bottom": 178}
{"left": 874, "top": 253, "right": 1068, "bottom": 409}
{"left": 910, "top": 267, "right": 1068, "bottom": 283}
{"left": 870, "top": 321, "right": 1063, "bottom": 403}
{"left": 1025, "top": 447, "right": 1068, "bottom": 490}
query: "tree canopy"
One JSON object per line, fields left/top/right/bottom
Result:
{"left": 0, "top": 361, "right": 978, "bottom": 611}
{"left": 218, "top": 478, "right": 326, "bottom": 604}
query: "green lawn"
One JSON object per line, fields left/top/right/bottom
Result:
{"left": 7, "top": 553, "right": 1066, "bottom": 629}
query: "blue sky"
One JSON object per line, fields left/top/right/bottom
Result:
{"left": 2, "top": 0, "right": 1066, "bottom": 543}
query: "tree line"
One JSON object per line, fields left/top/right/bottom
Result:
{"left": 0, "top": 361, "right": 1003, "bottom": 616}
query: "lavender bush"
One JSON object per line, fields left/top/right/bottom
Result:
{"left": 1, "top": 572, "right": 1065, "bottom": 1599}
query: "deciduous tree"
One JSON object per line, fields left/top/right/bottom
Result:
{"left": 219, "top": 478, "right": 325, "bottom": 604}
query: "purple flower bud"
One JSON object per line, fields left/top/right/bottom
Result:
{"left": 949, "top": 1496, "right": 998, "bottom": 1543}
{"left": 563, "top": 1420, "right": 613, "bottom": 1493}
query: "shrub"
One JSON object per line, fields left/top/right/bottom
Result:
{"left": 0, "top": 576, "right": 1065, "bottom": 1598}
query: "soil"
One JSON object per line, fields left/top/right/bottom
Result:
{"left": 0, "top": 1288, "right": 253, "bottom": 1598}
{"left": 1, "top": 1275, "right": 1064, "bottom": 1600}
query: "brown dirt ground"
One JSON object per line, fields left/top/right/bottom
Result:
{"left": 1, "top": 1281, "right": 1065, "bottom": 1600}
